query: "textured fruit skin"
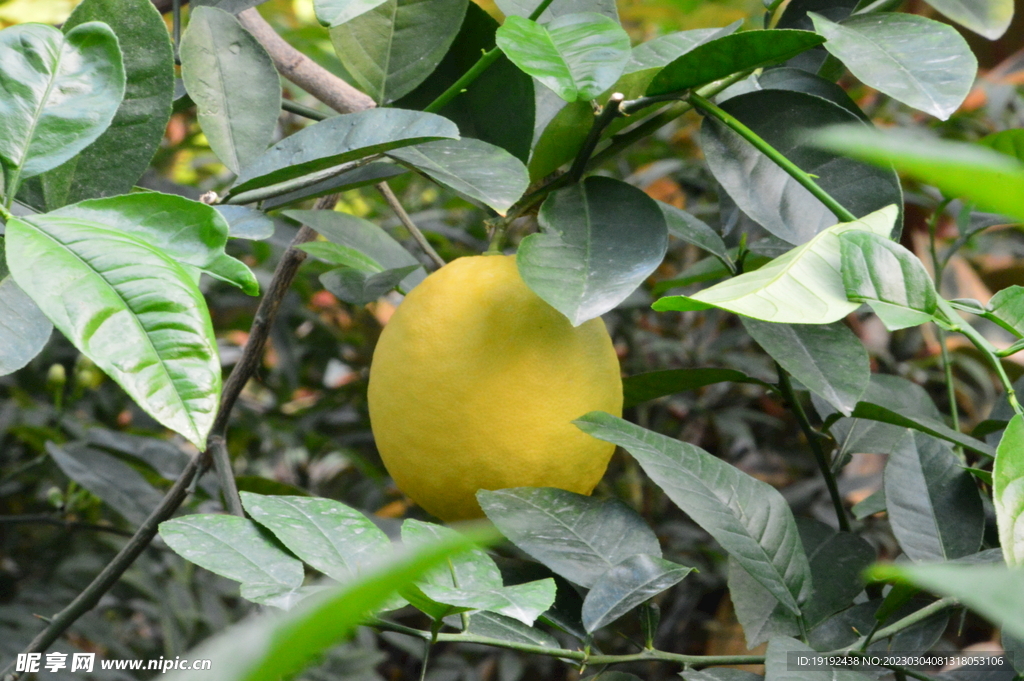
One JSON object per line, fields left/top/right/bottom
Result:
{"left": 368, "top": 254, "right": 623, "bottom": 521}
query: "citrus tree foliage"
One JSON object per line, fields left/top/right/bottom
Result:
{"left": 1, "top": 0, "right": 1023, "bottom": 678}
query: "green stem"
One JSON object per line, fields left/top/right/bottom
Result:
{"left": 282, "top": 98, "right": 329, "bottom": 121}
{"left": 0, "top": 202, "right": 12, "bottom": 221}
{"left": 568, "top": 93, "right": 624, "bottom": 183}
{"left": 688, "top": 92, "right": 857, "bottom": 224}
{"left": 777, "top": 364, "right": 851, "bottom": 532}
{"left": 224, "top": 157, "right": 375, "bottom": 205}
{"left": 424, "top": 0, "right": 558, "bottom": 114}
{"left": 927, "top": 200, "right": 962, "bottom": 458}
{"left": 857, "top": 597, "right": 958, "bottom": 648}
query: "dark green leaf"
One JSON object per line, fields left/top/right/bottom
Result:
{"left": 284, "top": 209, "right": 425, "bottom": 291}
{"left": 159, "top": 514, "right": 305, "bottom": 605}
{"left": 477, "top": 487, "right": 662, "bottom": 589}
{"left": 43, "top": 0, "right": 174, "bottom": 206}
{"left": 728, "top": 557, "right": 799, "bottom": 647}
{"left": 50, "top": 192, "right": 258, "bottom": 295}
{"left": 989, "top": 286, "right": 1024, "bottom": 337}
{"left": 742, "top": 319, "right": 869, "bottom": 416}
{"left": 496, "top": 13, "right": 631, "bottom": 102}
{"left": 623, "top": 367, "right": 770, "bottom": 409}
{"left": 660, "top": 203, "right": 734, "bottom": 272}
{"left": 215, "top": 205, "right": 275, "bottom": 240}
{"left": 810, "top": 13, "right": 975, "bottom": 121}
{"left": 393, "top": 3, "right": 534, "bottom": 163}
{"left": 849, "top": 401, "right": 994, "bottom": 457}
{"left": 807, "top": 596, "right": 948, "bottom": 651}
{"left": 240, "top": 492, "right": 391, "bottom": 581}
{"left": 994, "top": 414, "right": 1024, "bottom": 566}
{"left": 315, "top": 0, "right": 390, "bottom": 27}
{"left": 646, "top": 30, "right": 824, "bottom": 96}
{"left": 866, "top": 563, "right": 1024, "bottom": 640}
{"left": 1002, "top": 631, "right": 1024, "bottom": 673}
{"left": 388, "top": 138, "right": 529, "bottom": 215}
{"left": 851, "top": 488, "right": 886, "bottom": 519}
{"left": 0, "top": 22, "right": 125, "bottom": 184}
{"left": 330, "top": 0, "right": 468, "bottom": 105}
{"left": 701, "top": 90, "right": 901, "bottom": 245}
{"left": 161, "top": 527, "right": 493, "bottom": 681}
{"left": 47, "top": 442, "right": 163, "bottom": 526}
{"left": 840, "top": 230, "right": 937, "bottom": 330}
{"left": 653, "top": 205, "right": 898, "bottom": 324}
{"left": 496, "top": 0, "right": 618, "bottom": 20}
{"left": 181, "top": 7, "right": 281, "bottom": 174}
{"left": 456, "top": 611, "right": 561, "bottom": 648}
{"left": 765, "top": 636, "right": 875, "bottom": 681}
{"left": 517, "top": 176, "right": 667, "bottom": 326}
{"left": 320, "top": 266, "right": 419, "bottom": 305}
{"left": 576, "top": 413, "right": 812, "bottom": 615}
{"left": 231, "top": 109, "right": 459, "bottom": 195}
{"left": 682, "top": 670, "right": 763, "bottom": 681}
{"left": 980, "top": 129, "right": 1024, "bottom": 162}
{"left": 811, "top": 126, "right": 1024, "bottom": 223}
{"left": 630, "top": 24, "right": 738, "bottom": 71}
{"left": 5, "top": 213, "right": 221, "bottom": 449}
{"left": 885, "top": 431, "right": 984, "bottom": 561}
{"left": 261, "top": 162, "right": 407, "bottom": 210}
{"left": 581, "top": 554, "right": 692, "bottom": 632}
{"left": 752, "top": 68, "right": 866, "bottom": 121}
{"left": 0, "top": 271, "right": 51, "bottom": 376}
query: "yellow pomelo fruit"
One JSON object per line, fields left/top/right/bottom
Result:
{"left": 368, "top": 254, "right": 623, "bottom": 521}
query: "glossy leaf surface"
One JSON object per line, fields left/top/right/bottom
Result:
{"left": 923, "top": 0, "right": 1014, "bottom": 38}
{"left": 518, "top": 176, "right": 667, "bottom": 326}
{"left": 989, "top": 285, "right": 1024, "bottom": 336}
{"left": 661, "top": 203, "right": 733, "bottom": 271}
{"left": 315, "top": 0, "right": 390, "bottom": 26}
{"left": 215, "top": 205, "right": 275, "bottom": 240}
{"left": 581, "top": 555, "right": 692, "bottom": 632}
{"left": 994, "top": 415, "right": 1024, "bottom": 566}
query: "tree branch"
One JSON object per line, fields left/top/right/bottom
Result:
{"left": 376, "top": 183, "right": 445, "bottom": 269}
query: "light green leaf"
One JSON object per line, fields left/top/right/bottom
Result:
{"left": 989, "top": 285, "right": 1024, "bottom": 337}
{"left": 388, "top": 138, "right": 529, "bottom": 215}
{"left": 159, "top": 515, "right": 305, "bottom": 605}
{"left": 921, "top": 0, "right": 1013, "bottom": 40}
{"left": 839, "top": 230, "right": 937, "bottom": 330}
{"left": 809, "top": 13, "right": 975, "bottom": 121}
{"left": 980, "top": 129, "right": 1024, "bottom": 163}
{"left": 43, "top": 0, "right": 174, "bottom": 206}
{"left": 652, "top": 205, "right": 898, "bottom": 324}
{"left": 496, "top": 13, "right": 631, "bottom": 102}
{"left": 240, "top": 492, "right": 392, "bottom": 581}
{"left": 0, "top": 268, "right": 52, "bottom": 377}
{"left": 181, "top": 7, "right": 281, "bottom": 174}
{"left": 812, "top": 126, "right": 1024, "bottom": 223}
{"left": 315, "top": 0, "right": 389, "bottom": 26}
{"left": 330, "top": 0, "right": 468, "bottom": 105}
{"left": 517, "top": 176, "right": 667, "bottom": 326}
{"left": 995, "top": 414, "right": 1024, "bottom": 566}
{"left": 0, "top": 22, "right": 125, "bottom": 187}
{"left": 298, "top": 241, "right": 382, "bottom": 271}
{"left": 581, "top": 555, "right": 692, "bottom": 632}
{"left": 5, "top": 214, "right": 221, "bottom": 449}
{"left": 576, "top": 412, "right": 812, "bottom": 616}
{"left": 230, "top": 108, "right": 459, "bottom": 195}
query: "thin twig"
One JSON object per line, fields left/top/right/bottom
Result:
{"left": 568, "top": 93, "right": 625, "bottom": 183}
{"left": 209, "top": 435, "right": 244, "bottom": 517}
{"left": 376, "top": 182, "right": 445, "bottom": 269}
{"left": 0, "top": 515, "right": 134, "bottom": 538}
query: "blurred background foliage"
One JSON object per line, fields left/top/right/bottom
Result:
{"left": 2, "top": 0, "right": 1024, "bottom": 678}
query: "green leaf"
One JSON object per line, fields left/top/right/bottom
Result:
{"left": 496, "top": 13, "right": 631, "bottom": 102}
{"left": 839, "top": 230, "right": 937, "bottom": 330}
{"left": 809, "top": 13, "right": 975, "bottom": 121}
{"left": 576, "top": 412, "right": 812, "bottom": 616}
{"left": 388, "top": 138, "right": 528, "bottom": 215}
{"left": 728, "top": 557, "right": 798, "bottom": 647}
{"left": 653, "top": 205, "right": 898, "bottom": 324}
{"left": 393, "top": 3, "right": 534, "bottom": 163}
{"left": 455, "top": 610, "right": 562, "bottom": 647}
{"left": 989, "top": 285, "right": 1024, "bottom": 337}
{"left": 314, "top": 0, "right": 389, "bottom": 27}
{"left": 660, "top": 203, "right": 734, "bottom": 272}
{"left": 215, "top": 205, "right": 275, "bottom": 240}
{"left": 622, "top": 367, "right": 770, "bottom": 409}
{"left": 921, "top": 0, "right": 1013, "bottom": 40}
{"left": 330, "top": 0, "right": 468, "bottom": 105}
{"left": 980, "top": 129, "right": 1024, "bottom": 163}
{"left": 231, "top": 109, "right": 458, "bottom": 195}
{"left": 517, "top": 176, "right": 668, "bottom": 326}
{"left": 5, "top": 214, "right": 221, "bottom": 449}
{"left": 885, "top": 431, "right": 984, "bottom": 561}
{"left": 1003, "top": 630, "right": 1024, "bottom": 674}
{"left": 765, "top": 636, "right": 875, "bottom": 681}
{"left": 261, "top": 163, "right": 406, "bottom": 211}
{"left": 320, "top": 266, "right": 418, "bottom": 306}
{"left": 42, "top": 0, "right": 174, "bottom": 206}
{"left": 994, "top": 414, "right": 1024, "bottom": 566}
{"left": 162, "top": 527, "right": 493, "bottom": 681}
{"left": 284, "top": 209, "right": 425, "bottom": 291}
{"left": 159, "top": 514, "right": 306, "bottom": 606}
{"left": 0, "top": 271, "right": 52, "bottom": 377}
{"left": 181, "top": 7, "right": 281, "bottom": 175}
{"left": 701, "top": 90, "right": 901, "bottom": 245}
{"left": 681, "top": 670, "right": 763, "bottom": 681}
{"left": 477, "top": 487, "right": 663, "bottom": 588}
{"left": 48, "top": 192, "right": 258, "bottom": 295}
{"left": 47, "top": 442, "right": 164, "bottom": 526}
{"left": 742, "top": 319, "right": 869, "bottom": 416}
{"left": 752, "top": 67, "right": 867, "bottom": 122}
{"left": 298, "top": 241, "right": 382, "bottom": 271}
{"left": 496, "top": 0, "right": 618, "bottom": 21}
{"left": 240, "top": 492, "right": 391, "bottom": 581}
{"left": 0, "top": 22, "right": 125, "bottom": 186}
{"left": 849, "top": 401, "right": 994, "bottom": 457}
{"left": 866, "top": 563, "right": 1024, "bottom": 640}
{"left": 646, "top": 30, "right": 825, "bottom": 96}
{"left": 581, "top": 554, "right": 692, "bottom": 632}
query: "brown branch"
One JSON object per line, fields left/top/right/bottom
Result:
{"left": 376, "top": 183, "right": 445, "bottom": 269}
